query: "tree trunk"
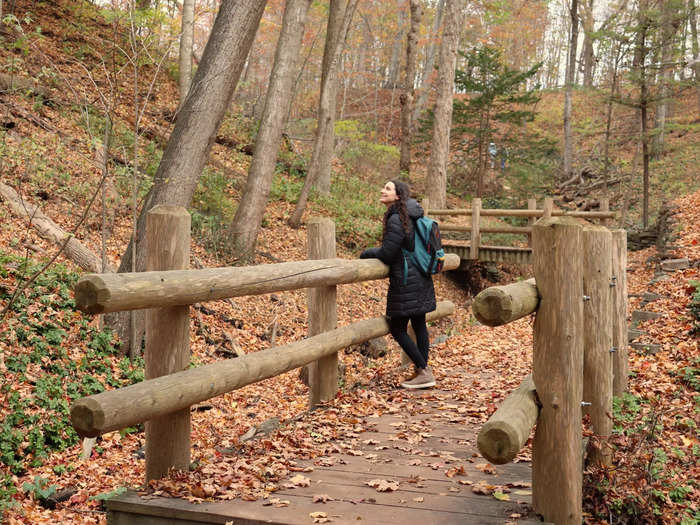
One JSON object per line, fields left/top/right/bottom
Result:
{"left": 690, "top": 0, "right": 700, "bottom": 114}
{"left": 602, "top": 40, "right": 623, "bottom": 192}
{"left": 532, "top": 217, "right": 584, "bottom": 525}
{"left": 75, "top": 254, "right": 462, "bottom": 314}
{"left": 472, "top": 278, "right": 539, "bottom": 327}
{"left": 111, "top": 0, "right": 267, "bottom": 354}
{"left": 635, "top": 0, "right": 651, "bottom": 228}
{"left": 178, "top": 0, "right": 196, "bottom": 102}
{"left": 289, "top": 0, "right": 358, "bottom": 227}
{"left": 426, "top": 0, "right": 461, "bottom": 209}
{"left": 229, "top": 0, "right": 312, "bottom": 262}
{"left": 581, "top": 0, "right": 595, "bottom": 87}
{"left": 399, "top": 0, "right": 421, "bottom": 175}
{"left": 0, "top": 183, "right": 112, "bottom": 273}
{"left": 413, "top": 0, "right": 446, "bottom": 124}
{"left": 653, "top": 0, "right": 680, "bottom": 157}
{"left": 384, "top": 6, "right": 406, "bottom": 89}
{"left": 563, "top": 0, "right": 579, "bottom": 181}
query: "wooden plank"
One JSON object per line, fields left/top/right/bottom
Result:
{"left": 428, "top": 208, "right": 614, "bottom": 219}
{"left": 306, "top": 452, "right": 532, "bottom": 487}
{"left": 438, "top": 224, "right": 532, "bottom": 234}
{"left": 105, "top": 382, "right": 537, "bottom": 525}
{"left": 107, "top": 488, "right": 536, "bottom": 525}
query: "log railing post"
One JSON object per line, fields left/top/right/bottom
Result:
{"left": 422, "top": 197, "right": 431, "bottom": 217}
{"left": 144, "top": 205, "right": 191, "bottom": 483}
{"left": 582, "top": 225, "right": 613, "bottom": 467}
{"left": 600, "top": 197, "right": 610, "bottom": 226}
{"left": 470, "top": 198, "right": 481, "bottom": 260}
{"left": 527, "top": 198, "right": 537, "bottom": 247}
{"left": 532, "top": 216, "right": 583, "bottom": 525}
{"left": 307, "top": 218, "right": 338, "bottom": 407}
{"left": 542, "top": 197, "right": 553, "bottom": 219}
{"left": 611, "top": 229, "right": 629, "bottom": 395}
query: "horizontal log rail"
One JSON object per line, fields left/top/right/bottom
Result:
{"left": 438, "top": 223, "right": 532, "bottom": 234}
{"left": 74, "top": 254, "right": 461, "bottom": 314}
{"left": 477, "top": 375, "right": 539, "bottom": 464}
{"left": 70, "top": 301, "right": 455, "bottom": 437}
{"left": 428, "top": 208, "right": 616, "bottom": 219}
{"left": 472, "top": 278, "right": 538, "bottom": 326}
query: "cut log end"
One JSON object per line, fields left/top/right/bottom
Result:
{"left": 472, "top": 278, "right": 538, "bottom": 327}
{"left": 473, "top": 289, "right": 513, "bottom": 327}
{"left": 74, "top": 275, "right": 109, "bottom": 314}
{"left": 70, "top": 397, "right": 106, "bottom": 438}
{"left": 477, "top": 423, "right": 520, "bottom": 465}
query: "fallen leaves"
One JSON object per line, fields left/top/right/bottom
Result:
{"left": 475, "top": 463, "right": 496, "bottom": 475}
{"left": 445, "top": 465, "right": 466, "bottom": 478}
{"left": 309, "top": 511, "right": 332, "bottom": 523}
{"left": 288, "top": 474, "right": 311, "bottom": 487}
{"left": 262, "top": 498, "right": 290, "bottom": 507}
{"left": 365, "top": 479, "right": 399, "bottom": 492}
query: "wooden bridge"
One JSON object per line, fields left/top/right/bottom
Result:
{"left": 429, "top": 197, "right": 615, "bottom": 266}
{"left": 105, "top": 383, "right": 541, "bottom": 525}
{"left": 70, "top": 203, "right": 626, "bottom": 525}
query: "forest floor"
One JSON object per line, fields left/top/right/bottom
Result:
{"left": 0, "top": 0, "right": 699, "bottom": 522}
{"left": 1, "top": 186, "right": 698, "bottom": 524}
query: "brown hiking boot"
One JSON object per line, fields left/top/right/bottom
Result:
{"left": 400, "top": 367, "right": 436, "bottom": 389}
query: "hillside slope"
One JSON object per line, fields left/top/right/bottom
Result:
{"left": 0, "top": 1, "right": 698, "bottom": 523}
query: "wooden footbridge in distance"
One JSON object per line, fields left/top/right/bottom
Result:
{"left": 428, "top": 197, "right": 615, "bottom": 267}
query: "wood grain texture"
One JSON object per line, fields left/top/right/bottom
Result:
{"left": 144, "top": 205, "right": 191, "bottom": 482}
{"left": 71, "top": 302, "right": 455, "bottom": 437}
{"left": 470, "top": 198, "right": 481, "bottom": 260}
{"left": 581, "top": 225, "right": 613, "bottom": 467}
{"left": 611, "top": 229, "right": 629, "bottom": 395}
{"left": 532, "top": 217, "right": 583, "bottom": 525}
{"left": 477, "top": 375, "right": 539, "bottom": 464}
{"left": 307, "top": 218, "right": 338, "bottom": 407}
{"left": 74, "top": 255, "right": 461, "bottom": 314}
{"left": 472, "top": 278, "right": 538, "bottom": 327}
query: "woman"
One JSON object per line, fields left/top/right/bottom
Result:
{"left": 360, "top": 180, "right": 436, "bottom": 389}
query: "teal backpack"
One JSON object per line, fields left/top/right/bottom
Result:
{"left": 401, "top": 216, "right": 446, "bottom": 282}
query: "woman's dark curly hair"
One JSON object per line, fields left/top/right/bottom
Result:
{"left": 382, "top": 179, "right": 411, "bottom": 239}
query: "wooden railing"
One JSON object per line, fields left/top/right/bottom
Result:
{"left": 70, "top": 206, "right": 460, "bottom": 483}
{"left": 470, "top": 216, "right": 628, "bottom": 525}
{"left": 425, "top": 197, "right": 615, "bottom": 260}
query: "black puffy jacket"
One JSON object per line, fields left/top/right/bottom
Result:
{"left": 360, "top": 199, "right": 436, "bottom": 318}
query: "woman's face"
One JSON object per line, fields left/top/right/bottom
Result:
{"left": 380, "top": 181, "right": 399, "bottom": 207}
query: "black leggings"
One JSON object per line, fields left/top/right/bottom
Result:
{"left": 388, "top": 314, "right": 429, "bottom": 369}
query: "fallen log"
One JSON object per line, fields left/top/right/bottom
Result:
{"left": 477, "top": 375, "right": 539, "bottom": 464}
{"left": 472, "top": 278, "right": 538, "bottom": 326}
{"left": 74, "top": 254, "right": 461, "bottom": 313}
{"left": 71, "top": 301, "right": 455, "bottom": 437}
{"left": 0, "top": 182, "right": 111, "bottom": 273}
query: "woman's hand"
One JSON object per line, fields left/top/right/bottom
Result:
{"left": 360, "top": 248, "right": 379, "bottom": 259}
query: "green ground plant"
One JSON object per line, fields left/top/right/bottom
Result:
{"left": 0, "top": 252, "right": 144, "bottom": 513}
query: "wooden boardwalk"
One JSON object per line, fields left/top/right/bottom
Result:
{"left": 107, "top": 378, "right": 539, "bottom": 525}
